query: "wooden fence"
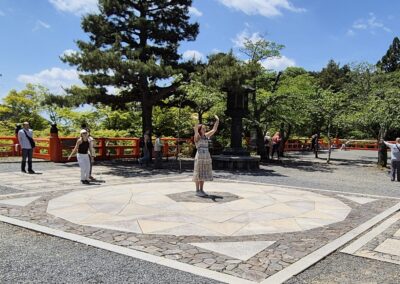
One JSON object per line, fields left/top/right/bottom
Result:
{"left": 0, "top": 134, "right": 389, "bottom": 162}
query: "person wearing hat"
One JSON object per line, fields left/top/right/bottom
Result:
{"left": 68, "top": 129, "right": 94, "bottom": 184}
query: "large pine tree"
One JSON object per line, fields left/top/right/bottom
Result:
{"left": 62, "top": 0, "right": 198, "bottom": 133}
{"left": 377, "top": 37, "right": 400, "bottom": 73}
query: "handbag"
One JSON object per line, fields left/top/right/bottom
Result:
{"left": 23, "top": 130, "right": 36, "bottom": 148}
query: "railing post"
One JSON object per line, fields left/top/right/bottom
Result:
{"left": 49, "top": 124, "right": 62, "bottom": 162}
{"left": 100, "top": 138, "right": 106, "bottom": 160}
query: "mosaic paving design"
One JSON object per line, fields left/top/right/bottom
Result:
{"left": 0, "top": 166, "right": 398, "bottom": 283}
{"left": 47, "top": 182, "right": 351, "bottom": 236}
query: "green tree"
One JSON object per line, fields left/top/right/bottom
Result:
{"left": 0, "top": 84, "right": 48, "bottom": 130}
{"left": 62, "top": 0, "right": 199, "bottom": 135}
{"left": 240, "top": 38, "right": 284, "bottom": 159}
{"left": 377, "top": 37, "right": 400, "bottom": 73}
{"left": 180, "top": 80, "right": 224, "bottom": 124}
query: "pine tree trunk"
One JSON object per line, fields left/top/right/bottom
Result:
{"left": 142, "top": 100, "right": 153, "bottom": 135}
{"left": 377, "top": 127, "right": 387, "bottom": 167}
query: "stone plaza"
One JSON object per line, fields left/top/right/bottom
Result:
{"left": 1, "top": 151, "right": 400, "bottom": 283}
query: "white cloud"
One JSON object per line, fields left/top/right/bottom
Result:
{"left": 61, "top": 49, "right": 77, "bottom": 57}
{"left": 33, "top": 20, "right": 51, "bottom": 31}
{"left": 182, "top": 50, "right": 205, "bottom": 61}
{"left": 232, "top": 30, "right": 263, "bottom": 47}
{"left": 17, "top": 68, "right": 82, "bottom": 95}
{"left": 261, "top": 55, "right": 296, "bottom": 71}
{"left": 48, "top": 0, "right": 98, "bottom": 16}
{"left": 189, "top": 6, "right": 202, "bottom": 17}
{"left": 348, "top": 13, "right": 391, "bottom": 36}
{"left": 217, "top": 0, "right": 305, "bottom": 18}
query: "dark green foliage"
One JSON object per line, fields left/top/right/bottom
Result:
{"left": 377, "top": 37, "right": 400, "bottom": 73}
{"left": 62, "top": 0, "right": 199, "bottom": 134}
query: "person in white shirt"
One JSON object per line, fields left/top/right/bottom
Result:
{"left": 383, "top": 138, "right": 400, "bottom": 181}
{"left": 154, "top": 132, "right": 163, "bottom": 169}
{"left": 17, "top": 122, "right": 35, "bottom": 174}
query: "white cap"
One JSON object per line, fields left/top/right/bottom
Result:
{"left": 80, "top": 129, "right": 87, "bottom": 134}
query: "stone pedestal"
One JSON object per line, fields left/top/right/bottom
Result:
{"left": 212, "top": 155, "right": 260, "bottom": 170}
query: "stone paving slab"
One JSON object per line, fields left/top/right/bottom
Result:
{"left": 342, "top": 212, "right": 400, "bottom": 266}
{"left": 0, "top": 168, "right": 399, "bottom": 283}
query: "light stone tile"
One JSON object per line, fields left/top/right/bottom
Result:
{"left": 374, "top": 238, "right": 400, "bottom": 256}
{"left": 153, "top": 224, "right": 224, "bottom": 236}
{"left": 261, "top": 218, "right": 303, "bottom": 232}
{"left": 139, "top": 213, "right": 204, "bottom": 223}
{"left": 259, "top": 203, "right": 306, "bottom": 217}
{"left": 197, "top": 222, "right": 247, "bottom": 236}
{"left": 0, "top": 196, "right": 42, "bottom": 207}
{"left": 268, "top": 193, "right": 305, "bottom": 203}
{"left": 299, "top": 210, "right": 342, "bottom": 220}
{"left": 178, "top": 202, "right": 216, "bottom": 211}
{"left": 394, "top": 229, "right": 400, "bottom": 237}
{"left": 190, "top": 241, "right": 276, "bottom": 261}
{"left": 79, "top": 212, "right": 128, "bottom": 224}
{"left": 86, "top": 201, "right": 127, "bottom": 215}
{"left": 228, "top": 211, "right": 287, "bottom": 223}
{"left": 198, "top": 211, "right": 245, "bottom": 223}
{"left": 294, "top": 217, "right": 333, "bottom": 230}
{"left": 223, "top": 199, "right": 266, "bottom": 211}
{"left": 138, "top": 220, "right": 185, "bottom": 233}
{"left": 233, "top": 222, "right": 279, "bottom": 236}
{"left": 284, "top": 200, "right": 315, "bottom": 213}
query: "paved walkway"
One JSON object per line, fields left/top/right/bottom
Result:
{"left": 0, "top": 155, "right": 400, "bottom": 283}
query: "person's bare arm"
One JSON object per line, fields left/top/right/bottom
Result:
{"left": 205, "top": 115, "right": 219, "bottom": 138}
{"left": 68, "top": 139, "right": 81, "bottom": 160}
{"left": 193, "top": 125, "right": 200, "bottom": 143}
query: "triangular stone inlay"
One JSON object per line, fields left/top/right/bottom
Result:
{"left": 339, "top": 195, "right": 377, "bottom": 204}
{"left": 0, "top": 196, "right": 42, "bottom": 207}
{"left": 189, "top": 241, "right": 276, "bottom": 261}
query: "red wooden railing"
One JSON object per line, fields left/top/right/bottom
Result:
{"left": 0, "top": 135, "right": 192, "bottom": 162}
{"left": 0, "top": 134, "right": 390, "bottom": 162}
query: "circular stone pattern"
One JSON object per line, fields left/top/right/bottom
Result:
{"left": 47, "top": 181, "right": 351, "bottom": 236}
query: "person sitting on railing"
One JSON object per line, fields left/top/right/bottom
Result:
{"left": 17, "top": 122, "right": 36, "bottom": 174}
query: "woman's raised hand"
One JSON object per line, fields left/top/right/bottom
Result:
{"left": 214, "top": 115, "right": 219, "bottom": 121}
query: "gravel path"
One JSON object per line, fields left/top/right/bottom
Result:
{"left": 0, "top": 222, "right": 221, "bottom": 284}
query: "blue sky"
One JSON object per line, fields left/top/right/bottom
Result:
{"left": 0, "top": 0, "right": 399, "bottom": 99}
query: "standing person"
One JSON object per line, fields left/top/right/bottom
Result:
{"left": 310, "top": 134, "right": 318, "bottom": 152}
{"left": 193, "top": 115, "right": 219, "bottom": 197}
{"left": 18, "top": 122, "right": 36, "bottom": 173}
{"left": 271, "top": 131, "right": 281, "bottom": 160}
{"left": 68, "top": 129, "right": 94, "bottom": 184}
{"left": 87, "top": 128, "right": 96, "bottom": 180}
{"left": 138, "top": 131, "right": 152, "bottom": 166}
{"left": 264, "top": 131, "right": 272, "bottom": 160}
{"left": 154, "top": 132, "right": 163, "bottom": 169}
{"left": 383, "top": 138, "right": 400, "bottom": 181}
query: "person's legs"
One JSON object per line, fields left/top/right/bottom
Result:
{"left": 78, "top": 154, "right": 90, "bottom": 183}
{"left": 391, "top": 160, "right": 396, "bottom": 181}
{"left": 27, "top": 149, "right": 33, "bottom": 172}
{"left": 21, "top": 149, "right": 28, "bottom": 172}
{"left": 396, "top": 161, "right": 400, "bottom": 181}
